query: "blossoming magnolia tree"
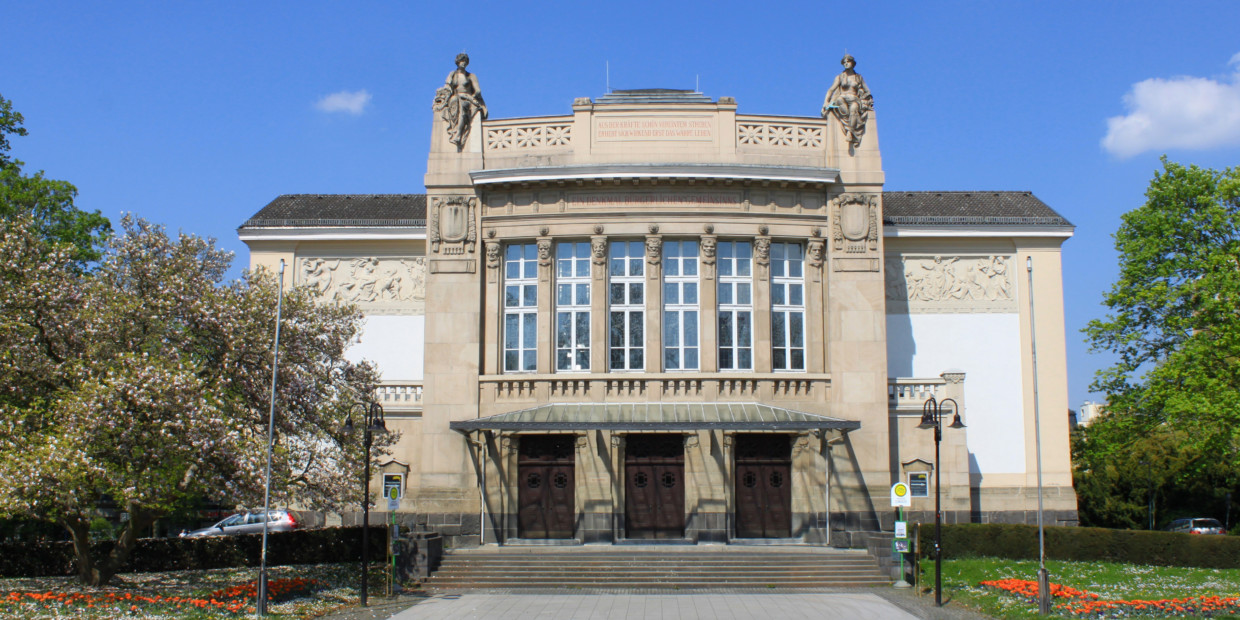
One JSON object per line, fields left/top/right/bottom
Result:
{"left": 0, "top": 215, "right": 390, "bottom": 586}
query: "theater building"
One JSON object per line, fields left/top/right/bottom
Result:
{"left": 239, "top": 59, "right": 1078, "bottom": 547}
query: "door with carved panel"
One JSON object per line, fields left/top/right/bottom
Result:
{"left": 624, "top": 434, "right": 686, "bottom": 539}
{"left": 734, "top": 434, "right": 792, "bottom": 538}
{"left": 517, "top": 435, "right": 576, "bottom": 539}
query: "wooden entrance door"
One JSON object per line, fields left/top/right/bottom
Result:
{"left": 624, "top": 435, "right": 686, "bottom": 539}
{"left": 734, "top": 434, "right": 792, "bottom": 538}
{"left": 517, "top": 435, "right": 576, "bottom": 539}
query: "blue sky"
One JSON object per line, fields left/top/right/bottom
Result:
{"left": 5, "top": 1, "right": 1240, "bottom": 409}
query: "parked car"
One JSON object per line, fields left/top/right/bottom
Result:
{"left": 1165, "top": 518, "right": 1226, "bottom": 535}
{"left": 180, "top": 510, "right": 299, "bottom": 538}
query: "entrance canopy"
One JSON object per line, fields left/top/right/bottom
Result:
{"left": 449, "top": 402, "right": 861, "bottom": 433}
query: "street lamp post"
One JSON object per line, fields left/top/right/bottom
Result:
{"left": 342, "top": 402, "right": 386, "bottom": 607}
{"left": 919, "top": 395, "right": 964, "bottom": 608}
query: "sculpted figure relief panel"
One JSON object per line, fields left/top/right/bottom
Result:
{"left": 298, "top": 257, "right": 427, "bottom": 315}
{"left": 885, "top": 255, "right": 1016, "bottom": 314}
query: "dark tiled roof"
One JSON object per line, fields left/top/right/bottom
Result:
{"left": 882, "top": 191, "right": 1071, "bottom": 227}
{"left": 239, "top": 191, "right": 1069, "bottom": 229}
{"left": 239, "top": 194, "right": 427, "bottom": 228}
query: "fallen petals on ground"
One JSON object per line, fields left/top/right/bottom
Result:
{"left": 1, "top": 575, "right": 330, "bottom": 617}
{"left": 981, "top": 578, "right": 1240, "bottom": 617}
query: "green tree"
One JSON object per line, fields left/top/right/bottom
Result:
{"left": 0, "top": 215, "right": 388, "bottom": 586}
{"left": 1081, "top": 158, "right": 1240, "bottom": 523}
{"left": 0, "top": 94, "right": 110, "bottom": 262}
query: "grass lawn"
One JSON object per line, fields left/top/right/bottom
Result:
{"left": 0, "top": 563, "right": 406, "bottom": 618}
{"left": 923, "top": 557, "right": 1240, "bottom": 618}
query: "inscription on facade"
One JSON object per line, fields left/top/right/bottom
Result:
{"left": 565, "top": 191, "right": 742, "bottom": 210}
{"left": 595, "top": 117, "right": 714, "bottom": 141}
{"left": 885, "top": 255, "right": 1016, "bottom": 314}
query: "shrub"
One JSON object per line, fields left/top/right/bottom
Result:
{"left": 918, "top": 523, "right": 1240, "bottom": 569}
{"left": 0, "top": 525, "right": 388, "bottom": 578}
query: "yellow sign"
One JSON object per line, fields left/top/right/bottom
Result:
{"left": 891, "top": 482, "right": 912, "bottom": 507}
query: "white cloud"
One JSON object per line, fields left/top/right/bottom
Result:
{"left": 1101, "top": 55, "right": 1240, "bottom": 158}
{"left": 314, "top": 90, "right": 372, "bottom": 115}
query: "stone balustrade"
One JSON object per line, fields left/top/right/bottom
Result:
{"left": 483, "top": 116, "right": 574, "bottom": 152}
{"left": 735, "top": 116, "right": 827, "bottom": 150}
{"left": 479, "top": 373, "right": 831, "bottom": 406}
{"left": 377, "top": 382, "right": 424, "bottom": 413}
{"left": 887, "top": 378, "right": 947, "bottom": 410}
{"left": 480, "top": 114, "right": 830, "bottom": 155}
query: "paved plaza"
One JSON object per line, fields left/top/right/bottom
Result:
{"left": 390, "top": 592, "right": 922, "bottom": 619}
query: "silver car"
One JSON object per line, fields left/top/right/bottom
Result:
{"left": 1166, "top": 517, "right": 1226, "bottom": 535}
{"left": 181, "top": 510, "right": 299, "bottom": 537}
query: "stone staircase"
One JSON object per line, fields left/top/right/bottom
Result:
{"left": 424, "top": 546, "right": 891, "bottom": 590}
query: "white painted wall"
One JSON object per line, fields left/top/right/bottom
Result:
{"left": 346, "top": 315, "right": 425, "bottom": 381}
{"left": 886, "top": 312, "right": 1025, "bottom": 474}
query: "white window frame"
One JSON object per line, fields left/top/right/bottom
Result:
{"left": 503, "top": 243, "right": 538, "bottom": 373}
{"left": 717, "top": 240, "right": 754, "bottom": 371}
{"left": 555, "top": 241, "right": 592, "bottom": 372}
{"left": 662, "top": 240, "right": 700, "bottom": 371}
{"left": 608, "top": 240, "right": 645, "bottom": 371}
{"left": 770, "top": 242, "right": 806, "bottom": 372}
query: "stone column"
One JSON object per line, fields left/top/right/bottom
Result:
{"left": 807, "top": 234, "right": 827, "bottom": 374}
{"left": 420, "top": 192, "right": 483, "bottom": 542}
{"left": 644, "top": 228, "right": 663, "bottom": 375}
{"left": 536, "top": 232, "right": 553, "bottom": 375}
{"left": 699, "top": 230, "right": 719, "bottom": 374}
{"left": 941, "top": 371, "right": 972, "bottom": 521}
{"left": 825, "top": 191, "right": 889, "bottom": 535}
{"left": 753, "top": 229, "right": 773, "bottom": 374}
{"left": 482, "top": 237, "right": 502, "bottom": 377}
{"left": 590, "top": 233, "right": 608, "bottom": 374}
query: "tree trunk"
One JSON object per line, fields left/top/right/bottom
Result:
{"left": 63, "top": 504, "right": 158, "bottom": 587}
{"left": 64, "top": 516, "right": 98, "bottom": 586}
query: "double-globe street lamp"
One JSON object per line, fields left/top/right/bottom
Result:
{"left": 919, "top": 395, "right": 964, "bottom": 607}
{"left": 342, "top": 402, "right": 386, "bottom": 607}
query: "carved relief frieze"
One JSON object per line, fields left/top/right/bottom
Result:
{"left": 430, "top": 196, "right": 477, "bottom": 255}
{"left": 297, "top": 256, "right": 426, "bottom": 315}
{"left": 885, "top": 255, "right": 1017, "bottom": 314}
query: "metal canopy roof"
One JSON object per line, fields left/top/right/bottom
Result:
{"left": 449, "top": 402, "right": 861, "bottom": 432}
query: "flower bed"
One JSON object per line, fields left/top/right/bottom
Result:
{"left": 1, "top": 577, "right": 324, "bottom": 616}
{"left": 981, "top": 578, "right": 1240, "bottom": 617}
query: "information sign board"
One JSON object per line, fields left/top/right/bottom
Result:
{"left": 909, "top": 472, "right": 929, "bottom": 498}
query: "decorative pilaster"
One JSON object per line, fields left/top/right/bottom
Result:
{"left": 645, "top": 224, "right": 662, "bottom": 281}
{"left": 484, "top": 240, "right": 501, "bottom": 283}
